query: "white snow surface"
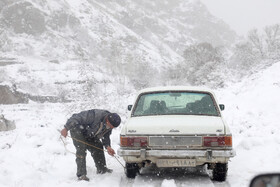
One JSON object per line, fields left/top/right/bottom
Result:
{"left": 1, "top": 62, "right": 280, "bottom": 186}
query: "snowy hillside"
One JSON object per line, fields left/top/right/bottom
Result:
{"left": 0, "top": 0, "right": 236, "bottom": 61}
{"left": 92, "top": 0, "right": 236, "bottom": 54}
{"left": 0, "top": 0, "right": 237, "bottom": 100}
{"left": 0, "top": 0, "right": 177, "bottom": 65}
{"left": 0, "top": 0, "right": 176, "bottom": 98}
{"left": 1, "top": 61, "right": 280, "bottom": 187}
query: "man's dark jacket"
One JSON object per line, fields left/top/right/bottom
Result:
{"left": 64, "top": 109, "right": 112, "bottom": 148}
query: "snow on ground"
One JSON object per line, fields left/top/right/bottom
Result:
{"left": 1, "top": 62, "right": 280, "bottom": 187}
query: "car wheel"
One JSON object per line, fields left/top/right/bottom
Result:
{"left": 212, "top": 163, "right": 228, "bottom": 182}
{"left": 125, "top": 163, "right": 139, "bottom": 178}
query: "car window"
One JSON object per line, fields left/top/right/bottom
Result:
{"left": 133, "top": 91, "right": 218, "bottom": 116}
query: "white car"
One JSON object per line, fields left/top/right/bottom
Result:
{"left": 118, "top": 86, "right": 235, "bottom": 181}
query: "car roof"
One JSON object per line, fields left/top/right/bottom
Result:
{"left": 138, "top": 86, "right": 215, "bottom": 94}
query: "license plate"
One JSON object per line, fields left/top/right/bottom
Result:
{"left": 156, "top": 159, "right": 196, "bottom": 167}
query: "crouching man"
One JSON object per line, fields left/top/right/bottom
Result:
{"left": 60, "top": 109, "right": 121, "bottom": 181}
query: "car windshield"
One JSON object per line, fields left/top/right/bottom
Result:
{"left": 132, "top": 91, "right": 219, "bottom": 116}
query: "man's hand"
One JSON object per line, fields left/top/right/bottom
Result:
{"left": 106, "top": 146, "right": 115, "bottom": 156}
{"left": 60, "top": 128, "right": 68, "bottom": 138}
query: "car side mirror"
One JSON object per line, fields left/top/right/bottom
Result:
{"left": 250, "top": 173, "right": 280, "bottom": 187}
{"left": 128, "top": 105, "right": 133, "bottom": 111}
{"left": 219, "top": 104, "right": 225, "bottom": 111}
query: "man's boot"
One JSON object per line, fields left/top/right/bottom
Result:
{"left": 78, "top": 175, "right": 90, "bottom": 181}
{"left": 97, "top": 168, "right": 113, "bottom": 174}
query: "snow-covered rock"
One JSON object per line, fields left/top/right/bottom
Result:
{"left": 0, "top": 114, "right": 16, "bottom": 131}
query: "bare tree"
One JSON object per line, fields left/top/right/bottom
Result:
{"left": 182, "top": 42, "right": 225, "bottom": 87}
{"left": 183, "top": 42, "right": 223, "bottom": 68}
{"left": 248, "top": 29, "right": 265, "bottom": 58}
{"left": 264, "top": 24, "right": 280, "bottom": 60}
{"left": 232, "top": 42, "right": 258, "bottom": 68}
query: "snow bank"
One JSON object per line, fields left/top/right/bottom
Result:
{"left": 217, "top": 61, "right": 280, "bottom": 186}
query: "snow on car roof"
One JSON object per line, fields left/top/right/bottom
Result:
{"left": 138, "top": 86, "right": 214, "bottom": 94}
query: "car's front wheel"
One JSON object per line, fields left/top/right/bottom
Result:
{"left": 125, "top": 163, "right": 139, "bottom": 178}
{"left": 212, "top": 163, "right": 228, "bottom": 181}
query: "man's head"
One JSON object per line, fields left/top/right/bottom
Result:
{"left": 105, "top": 113, "right": 121, "bottom": 129}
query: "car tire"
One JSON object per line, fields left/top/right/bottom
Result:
{"left": 125, "top": 163, "right": 139, "bottom": 178}
{"left": 212, "top": 163, "right": 228, "bottom": 182}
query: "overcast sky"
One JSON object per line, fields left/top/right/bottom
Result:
{"left": 200, "top": 0, "right": 280, "bottom": 35}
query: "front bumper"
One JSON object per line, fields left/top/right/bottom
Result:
{"left": 118, "top": 149, "right": 236, "bottom": 164}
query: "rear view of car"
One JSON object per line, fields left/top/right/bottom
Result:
{"left": 118, "top": 86, "right": 235, "bottom": 181}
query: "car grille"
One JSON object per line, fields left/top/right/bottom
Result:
{"left": 149, "top": 136, "right": 202, "bottom": 147}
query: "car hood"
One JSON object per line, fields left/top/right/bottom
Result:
{"left": 125, "top": 115, "right": 225, "bottom": 135}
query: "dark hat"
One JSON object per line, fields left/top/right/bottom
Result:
{"left": 107, "top": 113, "right": 121, "bottom": 127}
